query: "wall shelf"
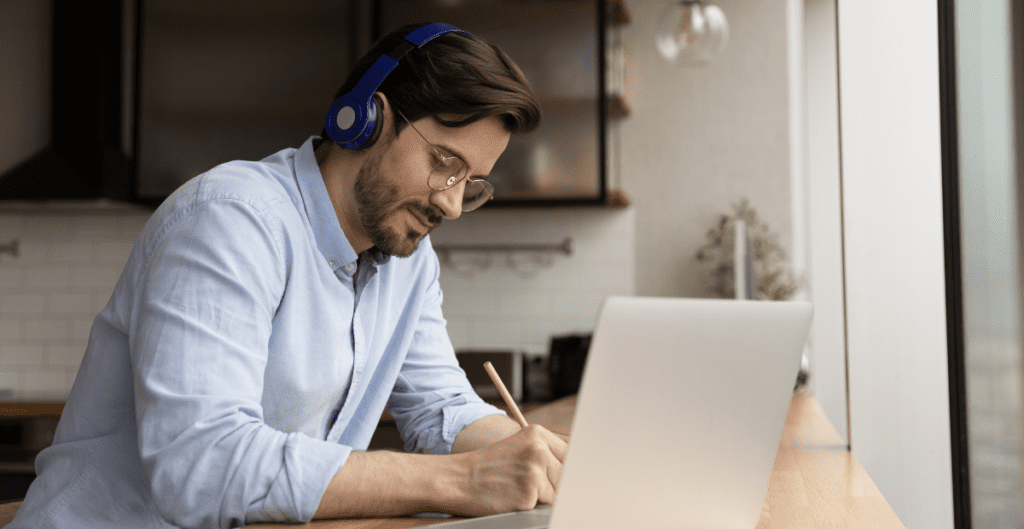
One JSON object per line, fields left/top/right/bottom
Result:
{"left": 607, "top": 96, "right": 630, "bottom": 118}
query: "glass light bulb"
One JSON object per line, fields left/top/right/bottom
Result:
{"left": 655, "top": 1, "right": 729, "bottom": 66}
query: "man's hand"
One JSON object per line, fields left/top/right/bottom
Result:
{"left": 314, "top": 421, "right": 569, "bottom": 520}
{"left": 445, "top": 424, "right": 568, "bottom": 517}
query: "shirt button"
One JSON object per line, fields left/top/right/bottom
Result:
{"left": 353, "top": 370, "right": 361, "bottom": 382}
{"left": 345, "top": 263, "right": 355, "bottom": 272}
{"left": 329, "top": 261, "right": 335, "bottom": 267}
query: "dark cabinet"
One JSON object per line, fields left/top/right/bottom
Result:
{"left": 1, "top": 0, "right": 608, "bottom": 206}
{"left": 137, "top": 0, "right": 607, "bottom": 205}
{"left": 135, "top": 0, "right": 359, "bottom": 200}
{"left": 0, "top": 1, "right": 132, "bottom": 201}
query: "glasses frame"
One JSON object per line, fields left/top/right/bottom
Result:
{"left": 393, "top": 106, "right": 495, "bottom": 212}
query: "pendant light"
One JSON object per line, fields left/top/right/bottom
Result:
{"left": 655, "top": 0, "right": 729, "bottom": 66}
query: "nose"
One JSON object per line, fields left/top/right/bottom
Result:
{"left": 430, "top": 179, "right": 465, "bottom": 220}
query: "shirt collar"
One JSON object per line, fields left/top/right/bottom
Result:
{"left": 295, "top": 136, "right": 359, "bottom": 271}
{"left": 294, "top": 137, "right": 391, "bottom": 270}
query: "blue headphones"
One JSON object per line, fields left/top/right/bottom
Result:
{"left": 325, "top": 23, "right": 468, "bottom": 150}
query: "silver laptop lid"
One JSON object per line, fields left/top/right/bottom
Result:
{"left": 550, "top": 297, "right": 812, "bottom": 529}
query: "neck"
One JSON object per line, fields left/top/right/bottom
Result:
{"left": 315, "top": 141, "right": 374, "bottom": 255}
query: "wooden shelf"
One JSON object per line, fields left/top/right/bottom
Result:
{"left": 607, "top": 96, "right": 630, "bottom": 118}
{"left": 608, "top": 0, "right": 631, "bottom": 25}
{"left": 605, "top": 188, "right": 630, "bottom": 207}
{"left": 0, "top": 461, "right": 35, "bottom": 475}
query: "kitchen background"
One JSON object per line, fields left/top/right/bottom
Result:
{"left": 0, "top": 205, "right": 636, "bottom": 394}
{"left": 0, "top": 0, "right": 795, "bottom": 397}
{"left": 5, "top": 0, "right": 1019, "bottom": 526}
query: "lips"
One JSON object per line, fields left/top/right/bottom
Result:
{"left": 408, "top": 208, "right": 433, "bottom": 232}
{"left": 407, "top": 205, "right": 442, "bottom": 232}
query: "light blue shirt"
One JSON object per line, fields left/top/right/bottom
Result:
{"left": 10, "top": 137, "right": 505, "bottom": 529}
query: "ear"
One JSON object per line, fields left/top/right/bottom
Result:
{"left": 374, "top": 92, "right": 393, "bottom": 133}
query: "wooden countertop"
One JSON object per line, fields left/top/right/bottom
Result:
{"left": 245, "top": 390, "right": 904, "bottom": 528}
{"left": 0, "top": 391, "right": 904, "bottom": 528}
{"left": 0, "top": 393, "right": 66, "bottom": 417}
{"left": 0, "top": 402, "right": 64, "bottom": 417}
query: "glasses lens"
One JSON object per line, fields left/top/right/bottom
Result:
{"left": 428, "top": 156, "right": 468, "bottom": 190}
{"left": 462, "top": 179, "right": 494, "bottom": 212}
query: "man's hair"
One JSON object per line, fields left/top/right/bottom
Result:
{"left": 321, "top": 23, "right": 541, "bottom": 141}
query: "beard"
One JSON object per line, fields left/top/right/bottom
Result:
{"left": 353, "top": 149, "right": 444, "bottom": 258}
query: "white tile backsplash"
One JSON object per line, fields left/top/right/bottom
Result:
{"left": 71, "top": 318, "right": 95, "bottom": 342}
{"left": 0, "top": 318, "right": 22, "bottom": 340}
{"left": 0, "top": 204, "right": 636, "bottom": 396}
{"left": 47, "top": 293, "right": 94, "bottom": 315}
{"left": 71, "top": 267, "right": 122, "bottom": 289}
{"left": 2, "top": 294, "right": 47, "bottom": 314}
{"left": 46, "top": 345, "right": 85, "bottom": 368}
{"left": 22, "top": 319, "right": 71, "bottom": 342}
{"left": 22, "top": 370, "right": 71, "bottom": 395}
{"left": 0, "top": 209, "right": 149, "bottom": 396}
{"left": 430, "top": 207, "right": 636, "bottom": 355}
{"left": 47, "top": 241, "right": 94, "bottom": 264}
{"left": 0, "top": 345, "right": 45, "bottom": 367}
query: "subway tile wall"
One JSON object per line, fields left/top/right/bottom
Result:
{"left": 430, "top": 207, "right": 636, "bottom": 356}
{"left": 0, "top": 205, "right": 635, "bottom": 397}
{"left": 0, "top": 208, "right": 150, "bottom": 396}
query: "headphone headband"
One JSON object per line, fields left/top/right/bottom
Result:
{"left": 325, "top": 23, "right": 469, "bottom": 150}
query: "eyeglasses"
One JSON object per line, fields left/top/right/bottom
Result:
{"left": 394, "top": 106, "right": 495, "bottom": 212}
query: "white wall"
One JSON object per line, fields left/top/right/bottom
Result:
{"left": 617, "top": 0, "right": 796, "bottom": 298}
{"left": 0, "top": 207, "right": 149, "bottom": 395}
{"left": 431, "top": 208, "right": 636, "bottom": 356}
{"left": 837, "top": 0, "right": 954, "bottom": 527}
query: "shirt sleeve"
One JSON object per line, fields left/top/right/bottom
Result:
{"left": 387, "top": 243, "right": 507, "bottom": 455}
{"left": 128, "top": 195, "right": 351, "bottom": 529}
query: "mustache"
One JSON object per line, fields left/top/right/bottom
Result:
{"left": 409, "top": 203, "right": 444, "bottom": 228}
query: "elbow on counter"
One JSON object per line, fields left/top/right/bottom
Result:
{"left": 142, "top": 416, "right": 291, "bottom": 529}
{"left": 141, "top": 419, "right": 352, "bottom": 529}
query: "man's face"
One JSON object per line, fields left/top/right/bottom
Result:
{"left": 353, "top": 115, "right": 511, "bottom": 258}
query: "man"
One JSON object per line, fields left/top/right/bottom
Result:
{"left": 9, "top": 24, "right": 567, "bottom": 529}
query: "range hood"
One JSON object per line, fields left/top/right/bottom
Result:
{"left": 0, "top": 1, "right": 134, "bottom": 202}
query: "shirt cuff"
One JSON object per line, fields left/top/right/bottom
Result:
{"left": 440, "top": 397, "right": 508, "bottom": 453}
{"left": 250, "top": 433, "right": 352, "bottom": 524}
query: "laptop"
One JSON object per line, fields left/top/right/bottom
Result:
{"left": 429, "top": 296, "right": 813, "bottom": 529}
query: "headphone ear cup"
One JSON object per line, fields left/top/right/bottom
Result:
{"left": 356, "top": 94, "right": 385, "bottom": 150}
{"left": 328, "top": 24, "right": 467, "bottom": 150}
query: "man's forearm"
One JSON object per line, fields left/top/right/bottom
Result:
{"left": 315, "top": 421, "right": 569, "bottom": 520}
{"left": 314, "top": 415, "right": 529, "bottom": 518}
{"left": 314, "top": 450, "right": 467, "bottom": 518}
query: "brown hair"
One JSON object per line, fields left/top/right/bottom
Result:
{"left": 322, "top": 23, "right": 541, "bottom": 140}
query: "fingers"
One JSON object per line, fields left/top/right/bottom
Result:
{"left": 536, "top": 467, "right": 558, "bottom": 506}
{"left": 462, "top": 425, "right": 567, "bottom": 514}
{"left": 516, "top": 425, "right": 566, "bottom": 504}
{"left": 544, "top": 447, "right": 563, "bottom": 492}
{"left": 520, "top": 424, "right": 569, "bottom": 463}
